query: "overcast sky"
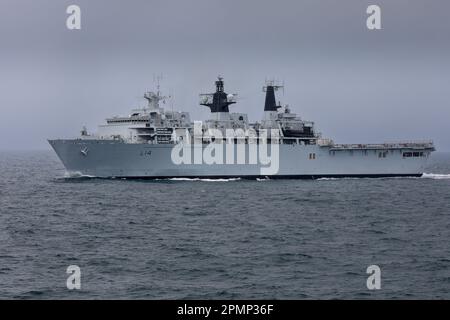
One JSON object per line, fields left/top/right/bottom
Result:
{"left": 0, "top": 0, "right": 449, "bottom": 150}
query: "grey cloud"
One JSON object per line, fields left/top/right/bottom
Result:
{"left": 0, "top": 0, "right": 449, "bottom": 150}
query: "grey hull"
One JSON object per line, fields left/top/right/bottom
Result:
{"left": 49, "top": 139, "right": 430, "bottom": 179}
{"left": 49, "top": 139, "right": 427, "bottom": 178}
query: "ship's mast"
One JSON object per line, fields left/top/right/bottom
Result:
{"left": 199, "top": 76, "right": 237, "bottom": 113}
{"left": 143, "top": 75, "right": 170, "bottom": 111}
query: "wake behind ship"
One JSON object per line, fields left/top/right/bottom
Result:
{"left": 49, "top": 77, "right": 435, "bottom": 179}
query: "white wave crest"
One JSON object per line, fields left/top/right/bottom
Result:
{"left": 63, "top": 171, "right": 97, "bottom": 179}
{"left": 421, "top": 173, "right": 450, "bottom": 180}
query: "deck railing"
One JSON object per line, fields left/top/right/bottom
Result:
{"left": 330, "top": 140, "right": 434, "bottom": 150}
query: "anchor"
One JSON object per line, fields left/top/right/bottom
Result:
{"left": 80, "top": 147, "right": 89, "bottom": 156}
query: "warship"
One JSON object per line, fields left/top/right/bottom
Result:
{"left": 49, "top": 77, "right": 435, "bottom": 179}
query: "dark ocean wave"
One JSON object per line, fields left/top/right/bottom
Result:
{"left": 0, "top": 151, "right": 449, "bottom": 299}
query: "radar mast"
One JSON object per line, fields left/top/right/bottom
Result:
{"left": 144, "top": 74, "right": 170, "bottom": 111}
{"left": 199, "top": 76, "right": 237, "bottom": 113}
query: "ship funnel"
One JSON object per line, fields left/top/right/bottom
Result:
{"left": 263, "top": 81, "right": 283, "bottom": 112}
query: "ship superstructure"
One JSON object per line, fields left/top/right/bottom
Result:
{"left": 95, "top": 83, "right": 191, "bottom": 145}
{"left": 49, "top": 77, "right": 435, "bottom": 179}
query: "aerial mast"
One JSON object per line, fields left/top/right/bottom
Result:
{"left": 199, "top": 76, "right": 237, "bottom": 113}
{"left": 144, "top": 74, "right": 170, "bottom": 111}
